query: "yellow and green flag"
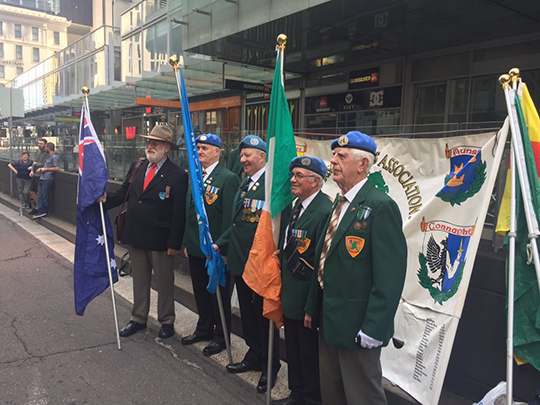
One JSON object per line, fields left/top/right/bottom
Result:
{"left": 496, "top": 84, "right": 540, "bottom": 370}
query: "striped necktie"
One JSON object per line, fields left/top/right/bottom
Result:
{"left": 317, "top": 196, "right": 347, "bottom": 288}
{"left": 285, "top": 203, "right": 303, "bottom": 276}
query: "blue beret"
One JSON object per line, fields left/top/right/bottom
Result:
{"left": 196, "top": 133, "right": 222, "bottom": 148}
{"left": 239, "top": 135, "right": 267, "bottom": 153}
{"left": 289, "top": 156, "right": 327, "bottom": 178}
{"left": 331, "top": 131, "right": 377, "bottom": 155}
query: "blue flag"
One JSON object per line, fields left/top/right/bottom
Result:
{"left": 74, "top": 101, "right": 118, "bottom": 316}
{"left": 178, "top": 67, "right": 225, "bottom": 293}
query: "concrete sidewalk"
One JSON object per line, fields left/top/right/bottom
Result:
{"left": 0, "top": 192, "right": 471, "bottom": 405}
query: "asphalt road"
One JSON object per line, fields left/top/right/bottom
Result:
{"left": 0, "top": 212, "right": 264, "bottom": 405}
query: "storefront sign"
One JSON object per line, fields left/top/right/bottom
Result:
{"left": 348, "top": 67, "right": 379, "bottom": 90}
{"left": 225, "top": 79, "right": 270, "bottom": 93}
{"left": 136, "top": 98, "right": 181, "bottom": 108}
{"left": 0, "top": 59, "right": 24, "bottom": 66}
{"left": 189, "top": 95, "right": 243, "bottom": 112}
{"left": 305, "top": 86, "right": 402, "bottom": 114}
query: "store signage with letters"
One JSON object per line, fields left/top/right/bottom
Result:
{"left": 349, "top": 67, "right": 380, "bottom": 90}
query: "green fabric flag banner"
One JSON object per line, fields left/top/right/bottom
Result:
{"left": 267, "top": 50, "right": 297, "bottom": 218}
{"left": 511, "top": 90, "right": 540, "bottom": 371}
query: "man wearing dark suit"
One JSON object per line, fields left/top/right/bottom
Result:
{"left": 98, "top": 125, "right": 188, "bottom": 339}
{"left": 305, "top": 131, "right": 407, "bottom": 405}
{"left": 182, "top": 134, "right": 240, "bottom": 356}
{"left": 214, "top": 135, "right": 280, "bottom": 394}
{"left": 274, "top": 157, "right": 332, "bottom": 405}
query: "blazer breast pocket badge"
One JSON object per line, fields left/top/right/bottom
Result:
{"left": 345, "top": 236, "right": 365, "bottom": 258}
{"left": 205, "top": 185, "right": 219, "bottom": 205}
{"left": 159, "top": 186, "right": 171, "bottom": 200}
{"left": 292, "top": 229, "right": 311, "bottom": 254}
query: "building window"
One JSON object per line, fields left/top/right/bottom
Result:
{"left": 16, "top": 45, "right": 22, "bottom": 60}
{"left": 0, "top": 65, "right": 4, "bottom": 79}
{"left": 0, "top": 43, "right": 3, "bottom": 58}
{"left": 33, "top": 48, "right": 39, "bottom": 62}
{"left": 54, "top": 31, "right": 59, "bottom": 45}
{"left": 32, "top": 27, "right": 38, "bottom": 41}
{"left": 17, "top": 66, "right": 23, "bottom": 75}
{"left": 15, "top": 24, "right": 22, "bottom": 39}
{"left": 0, "top": 22, "right": 3, "bottom": 36}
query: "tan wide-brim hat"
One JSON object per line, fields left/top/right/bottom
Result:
{"left": 140, "top": 125, "right": 179, "bottom": 150}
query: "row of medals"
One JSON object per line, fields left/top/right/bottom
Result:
{"left": 241, "top": 206, "right": 260, "bottom": 223}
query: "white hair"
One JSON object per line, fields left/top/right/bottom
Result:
{"left": 351, "top": 149, "right": 374, "bottom": 172}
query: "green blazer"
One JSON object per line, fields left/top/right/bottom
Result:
{"left": 183, "top": 164, "right": 240, "bottom": 258}
{"left": 280, "top": 191, "right": 333, "bottom": 320}
{"left": 215, "top": 173, "right": 265, "bottom": 277}
{"left": 226, "top": 146, "right": 244, "bottom": 179}
{"left": 305, "top": 180, "right": 407, "bottom": 349}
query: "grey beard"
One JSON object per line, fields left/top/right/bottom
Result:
{"left": 145, "top": 149, "right": 165, "bottom": 163}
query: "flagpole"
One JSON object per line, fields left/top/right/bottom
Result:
{"left": 265, "top": 33, "right": 288, "bottom": 405}
{"left": 500, "top": 73, "right": 517, "bottom": 405}
{"left": 168, "top": 56, "right": 233, "bottom": 365}
{"left": 500, "top": 72, "right": 540, "bottom": 288}
{"left": 82, "top": 87, "right": 122, "bottom": 350}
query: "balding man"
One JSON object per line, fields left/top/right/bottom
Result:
{"left": 182, "top": 134, "right": 240, "bottom": 356}
{"left": 214, "top": 135, "right": 281, "bottom": 394}
{"left": 99, "top": 125, "right": 188, "bottom": 339}
{"left": 305, "top": 131, "right": 407, "bottom": 405}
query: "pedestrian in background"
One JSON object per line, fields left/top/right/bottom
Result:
{"left": 33, "top": 142, "right": 59, "bottom": 219}
{"left": 8, "top": 151, "right": 34, "bottom": 208}
{"left": 29, "top": 138, "right": 48, "bottom": 213}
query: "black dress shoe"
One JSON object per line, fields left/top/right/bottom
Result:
{"left": 181, "top": 333, "right": 211, "bottom": 345}
{"left": 202, "top": 341, "right": 225, "bottom": 356}
{"left": 272, "top": 397, "right": 305, "bottom": 405}
{"left": 226, "top": 360, "right": 262, "bottom": 374}
{"left": 257, "top": 371, "right": 278, "bottom": 394}
{"left": 158, "top": 324, "right": 174, "bottom": 339}
{"left": 119, "top": 321, "right": 146, "bottom": 337}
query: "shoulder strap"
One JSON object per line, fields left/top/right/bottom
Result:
{"left": 118, "top": 157, "right": 147, "bottom": 213}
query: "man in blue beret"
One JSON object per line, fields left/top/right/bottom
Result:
{"left": 305, "top": 131, "right": 407, "bottom": 405}
{"left": 182, "top": 134, "right": 240, "bottom": 356}
{"left": 274, "top": 156, "right": 333, "bottom": 405}
{"left": 214, "top": 135, "right": 281, "bottom": 394}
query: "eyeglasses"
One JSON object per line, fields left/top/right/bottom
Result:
{"left": 146, "top": 140, "right": 164, "bottom": 148}
{"left": 291, "top": 172, "right": 317, "bottom": 180}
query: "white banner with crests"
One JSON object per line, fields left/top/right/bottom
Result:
{"left": 294, "top": 120, "right": 508, "bottom": 404}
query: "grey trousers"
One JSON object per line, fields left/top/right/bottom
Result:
{"left": 319, "top": 320, "right": 387, "bottom": 405}
{"left": 128, "top": 246, "right": 176, "bottom": 325}
{"left": 16, "top": 178, "right": 31, "bottom": 206}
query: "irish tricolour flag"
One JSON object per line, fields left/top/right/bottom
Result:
{"left": 243, "top": 46, "right": 297, "bottom": 328}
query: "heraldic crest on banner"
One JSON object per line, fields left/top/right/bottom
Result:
{"left": 436, "top": 144, "right": 486, "bottom": 206}
{"left": 417, "top": 217, "right": 476, "bottom": 305}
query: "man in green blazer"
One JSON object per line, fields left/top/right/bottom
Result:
{"left": 182, "top": 134, "right": 240, "bottom": 356}
{"left": 214, "top": 135, "right": 281, "bottom": 394}
{"left": 275, "top": 156, "right": 333, "bottom": 405}
{"left": 305, "top": 131, "right": 407, "bottom": 405}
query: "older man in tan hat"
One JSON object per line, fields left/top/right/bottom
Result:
{"left": 98, "top": 125, "right": 188, "bottom": 339}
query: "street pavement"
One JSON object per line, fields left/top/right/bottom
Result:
{"left": 0, "top": 206, "right": 270, "bottom": 405}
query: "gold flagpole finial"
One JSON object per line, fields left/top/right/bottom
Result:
{"left": 81, "top": 86, "right": 90, "bottom": 98}
{"left": 169, "top": 55, "right": 179, "bottom": 71}
{"left": 499, "top": 74, "right": 511, "bottom": 89}
{"left": 277, "top": 34, "right": 287, "bottom": 51}
{"left": 509, "top": 67, "right": 520, "bottom": 83}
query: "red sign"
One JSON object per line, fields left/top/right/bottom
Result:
{"left": 126, "top": 126, "right": 136, "bottom": 140}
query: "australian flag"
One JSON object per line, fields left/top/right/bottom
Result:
{"left": 178, "top": 67, "right": 225, "bottom": 293}
{"left": 74, "top": 101, "right": 118, "bottom": 316}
